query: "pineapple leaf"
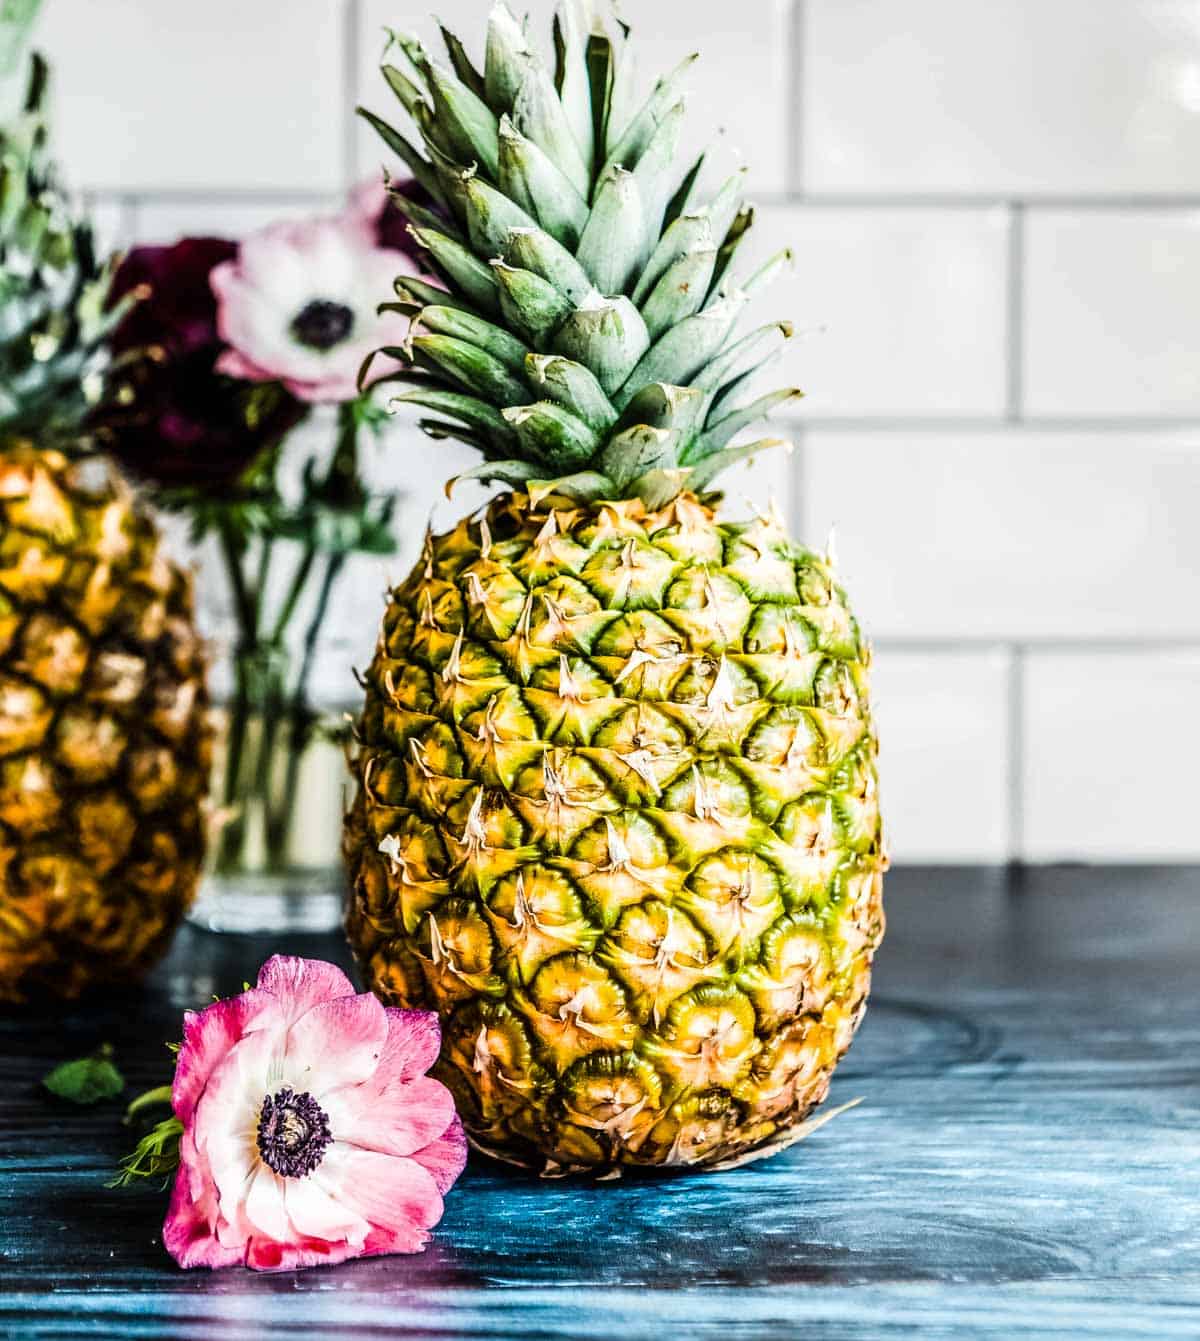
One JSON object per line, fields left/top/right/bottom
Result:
{"left": 512, "top": 57, "right": 591, "bottom": 198}
{"left": 687, "top": 437, "right": 789, "bottom": 492}
{"left": 613, "top": 294, "right": 745, "bottom": 411}
{"left": 524, "top": 352, "right": 618, "bottom": 432}
{"left": 391, "top": 386, "right": 520, "bottom": 447}
{"left": 484, "top": 2, "right": 531, "bottom": 113}
{"left": 640, "top": 246, "right": 718, "bottom": 342}
{"left": 498, "top": 114, "right": 589, "bottom": 250}
{"left": 491, "top": 259, "right": 574, "bottom": 345}
{"left": 690, "top": 388, "right": 803, "bottom": 460}
{"left": 414, "top": 303, "right": 531, "bottom": 374}
{"left": 410, "top": 332, "right": 529, "bottom": 406}
{"left": 356, "top": 110, "right": 450, "bottom": 212}
{"left": 577, "top": 165, "right": 645, "bottom": 296}
{"left": 553, "top": 0, "right": 596, "bottom": 177}
{"left": 439, "top": 22, "right": 487, "bottom": 102}
{"left": 503, "top": 400, "right": 599, "bottom": 470}
{"left": 409, "top": 225, "right": 502, "bottom": 316}
{"left": 502, "top": 224, "right": 594, "bottom": 305}
{"left": 598, "top": 423, "right": 681, "bottom": 490}
{"left": 553, "top": 295, "right": 649, "bottom": 396}
{"left": 462, "top": 170, "right": 539, "bottom": 257}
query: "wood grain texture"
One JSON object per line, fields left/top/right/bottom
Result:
{"left": 1, "top": 866, "right": 1198, "bottom": 1340}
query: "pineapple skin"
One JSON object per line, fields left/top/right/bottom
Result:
{"left": 345, "top": 488, "right": 885, "bottom": 1173}
{"left": 0, "top": 447, "right": 213, "bottom": 1002}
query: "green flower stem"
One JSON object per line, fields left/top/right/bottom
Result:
{"left": 268, "top": 550, "right": 344, "bottom": 863}
{"left": 216, "top": 515, "right": 256, "bottom": 645}
{"left": 269, "top": 546, "right": 316, "bottom": 647}
{"left": 217, "top": 400, "right": 367, "bottom": 874}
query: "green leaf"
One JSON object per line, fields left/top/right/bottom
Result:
{"left": 392, "top": 385, "right": 519, "bottom": 447}
{"left": 462, "top": 170, "right": 539, "bottom": 257}
{"left": 552, "top": 295, "right": 650, "bottom": 397}
{"left": 632, "top": 211, "right": 714, "bottom": 306}
{"left": 355, "top": 110, "right": 450, "bottom": 212}
{"left": 405, "top": 38, "right": 500, "bottom": 177}
{"left": 630, "top": 465, "right": 693, "bottom": 510}
{"left": 527, "top": 469, "right": 617, "bottom": 505}
{"left": 601, "top": 54, "right": 694, "bottom": 179}
{"left": 450, "top": 458, "right": 541, "bottom": 493}
{"left": 598, "top": 423, "right": 681, "bottom": 491}
{"left": 694, "top": 320, "right": 793, "bottom": 397}
{"left": 577, "top": 165, "right": 645, "bottom": 296}
{"left": 513, "top": 57, "right": 591, "bottom": 198}
{"left": 640, "top": 246, "right": 717, "bottom": 342}
{"left": 524, "top": 353, "right": 619, "bottom": 432}
{"left": 439, "top": 21, "right": 487, "bottom": 102}
{"left": 613, "top": 294, "right": 744, "bottom": 411}
{"left": 503, "top": 224, "right": 595, "bottom": 305}
{"left": 415, "top": 304, "right": 531, "bottom": 375}
{"left": 42, "top": 1044, "right": 124, "bottom": 1106}
{"left": 394, "top": 275, "right": 475, "bottom": 314}
{"left": 409, "top": 225, "right": 501, "bottom": 315}
{"left": 631, "top": 99, "right": 685, "bottom": 236}
{"left": 484, "top": 1, "right": 531, "bottom": 112}
{"left": 619, "top": 381, "right": 706, "bottom": 436}
{"left": 690, "top": 388, "right": 803, "bottom": 460}
{"left": 411, "top": 332, "right": 530, "bottom": 406}
{"left": 688, "top": 437, "right": 789, "bottom": 492}
{"left": 553, "top": 0, "right": 596, "bottom": 176}
{"left": 502, "top": 400, "right": 599, "bottom": 470}
{"left": 491, "top": 260, "right": 574, "bottom": 344}
{"left": 498, "top": 114, "right": 589, "bottom": 250}
{"left": 108, "top": 1114, "right": 184, "bottom": 1190}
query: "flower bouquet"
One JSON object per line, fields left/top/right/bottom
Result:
{"left": 94, "top": 186, "right": 425, "bottom": 931}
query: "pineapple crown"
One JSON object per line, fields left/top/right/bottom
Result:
{"left": 361, "top": 0, "right": 800, "bottom": 507}
{"left": 0, "top": 51, "right": 127, "bottom": 449}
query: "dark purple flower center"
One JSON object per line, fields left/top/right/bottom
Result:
{"left": 290, "top": 299, "right": 355, "bottom": 350}
{"left": 256, "top": 1086, "right": 332, "bottom": 1179}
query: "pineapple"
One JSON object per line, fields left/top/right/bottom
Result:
{"left": 0, "top": 55, "right": 213, "bottom": 1001}
{"left": 345, "top": 2, "right": 885, "bottom": 1172}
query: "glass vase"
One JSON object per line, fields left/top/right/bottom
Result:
{"left": 188, "top": 645, "right": 351, "bottom": 933}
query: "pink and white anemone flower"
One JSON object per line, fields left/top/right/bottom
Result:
{"left": 211, "top": 211, "right": 416, "bottom": 404}
{"left": 164, "top": 956, "right": 466, "bottom": 1272}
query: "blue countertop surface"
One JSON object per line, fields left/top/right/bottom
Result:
{"left": 2, "top": 865, "right": 1198, "bottom": 1340}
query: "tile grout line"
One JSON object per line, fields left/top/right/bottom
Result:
{"left": 766, "top": 191, "right": 1200, "bottom": 209}
{"left": 1006, "top": 644, "right": 1026, "bottom": 864}
{"left": 788, "top": 0, "right": 807, "bottom": 197}
{"left": 343, "top": 0, "right": 363, "bottom": 187}
{"left": 791, "top": 427, "right": 807, "bottom": 539}
{"left": 1005, "top": 202, "right": 1025, "bottom": 422}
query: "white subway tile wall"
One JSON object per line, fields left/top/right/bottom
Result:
{"left": 30, "top": 0, "right": 1200, "bottom": 862}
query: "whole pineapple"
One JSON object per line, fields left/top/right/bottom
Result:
{"left": 0, "top": 55, "right": 213, "bottom": 1001}
{"left": 345, "top": 2, "right": 885, "bottom": 1173}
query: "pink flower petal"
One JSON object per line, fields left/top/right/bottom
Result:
{"left": 284, "top": 1173, "right": 369, "bottom": 1245}
{"left": 413, "top": 1114, "right": 469, "bottom": 1196}
{"left": 381, "top": 1009, "right": 443, "bottom": 1081}
{"left": 284, "top": 992, "right": 388, "bottom": 1097}
{"left": 316, "top": 1145, "right": 446, "bottom": 1257}
{"left": 324, "top": 1074, "right": 456, "bottom": 1160}
{"left": 256, "top": 955, "right": 357, "bottom": 1027}
{"left": 245, "top": 1234, "right": 359, "bottom": 1273}
{"left": 172, "top": 988, "right": 274, "bottom": 1126}
{"left": 242, "top": 1165, "right": 292, "bottom": 1242}
{"left": 163, "top": 1164, "right": 243, "bottom": 1271}
{"left": 215, "top": 347, "right": 276, "bottom": 382}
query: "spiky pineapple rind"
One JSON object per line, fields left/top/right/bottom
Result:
{"left": 0, "top": 449, "right": 214, "bottom": 1002}
{"left": 345, "top": 489, "right": 885, "bottom": 1172}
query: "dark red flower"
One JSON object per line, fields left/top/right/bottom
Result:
{"left": 94, "top": 238, "right": 307, "bottom": 492}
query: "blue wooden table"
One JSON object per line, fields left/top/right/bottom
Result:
{"left": 2, "top": 866, "right": 1198, "bottom": 1340}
